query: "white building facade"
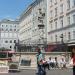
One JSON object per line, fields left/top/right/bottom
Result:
{"left": 19, "top": 0, "right": 47, "bottom": 49}
{"left": 47, "top": 0, "right": 75, "bottom": 51}
{"left": 19, "top": 0, "right": 75, "bottom": 52}
{"left": 0, "top": 19, "right": 19, "bottom": 51}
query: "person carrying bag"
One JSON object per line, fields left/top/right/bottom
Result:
{"left": 37, "top": 48, "right": 46, "bottom": 75}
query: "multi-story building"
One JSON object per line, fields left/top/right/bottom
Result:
{"left": 0, "top": 19, "right": 19, "bottom": 51}
{"left": 19, "top": 0, "right": 75, "bottom": 52}
{"left": 47, "top": 0, "right": 75, "bottom": 51}
{"left": 19, "top": 0, "right": 47, "bottom": 51}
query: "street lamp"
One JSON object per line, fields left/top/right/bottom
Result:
{"left": 60, "top": 34, "right": 69, "bottom": 62}
{"left": 15, "top": 40, "right": 19, "bottom": 52}
{"left": 60, "top": 33, "right": 66, "bottom": 52}
{"left": 60, "top": 34, "right": 68, "bottom": 52}
{"left": 60, "top": 34, "right": 64, "bottom": 44}
{"left": 60, "top": 34, "right": 64, "bottom": 52}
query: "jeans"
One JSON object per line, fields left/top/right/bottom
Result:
{"left": 38, "top": 64, "right": 46, "bottom": 75}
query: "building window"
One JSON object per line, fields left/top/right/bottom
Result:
{"left": 67, "top": 16, "right": 70, "bottom": 25}
{"left": 6, "top": 29, "right": 8, "bottom": 31}
{"left": 51, "top": 35, "right": 53, "bottom": 42}
{"left": 55, "top": 35, "right": 57, "bottom": 42}
{"left": 50, "top": 0, "right": 52, "bottom": 6}
{"left": 10, "top": 46, "right": 12, "bottom": 48}
{"left": 64, "top": 32, "right": 66, "bottom": 38}
{"left": 14, "top": 29, "right": 16, "bottom": 31}
{"left": 14, "top": 40, "right": 16, "bottom": 43}
{"left": 2, "top": 25, "right": 3, "bottom": 27}
{"left": 55, "top": 21, "right": 57, "bottom": 29}
{"left": 67, "top": 0, "right": 70, "bottom": 10}
{"left": 10, "top": 25, "right": 12, "bottom": 27}
{"left": 50, "top": 22, "right": 53, "bottom": 30}
{"left": 73, "top": 0, "right": 75, "bottom": 7}
{"left": 50, "top": 10, "right": 53, "bottom": 18}
{"left": 68, "top": 32, "right": 71, "bottom": 40}
{"left": 15, "top": 25, "right": 16, "bottom": 27}
{"left": 73, "top": 31, "right": 75, "bottom": 39}
{"left": 5, "top": 40, "right": 8, "bottom": 43}
{"left": 60, "top": 4, "right": 63, "bottom": 14}
{"left": 55, "top": 8, "right": 57, "bottom": 17}
{"left": 10, "top": 40, "right": 12, "bottom": 43}
{"left": 73, "top": 15, "right": 75, "bottom": 23}
{"left": 6, "top": 25, "right": 8, "bottom": 27}
{"left": 1, "top": 28, "right": 4, "bottom": 31}
{"left": 60, "top": 0, "right": 62, "bottom": 1}
{"left": 54, "top": 0, "right": 57, "bottom": 4}
{"left": 10, "top": 29, "right": 12, "bottom": 31}
{"left": 60, "top": 18, "right": 63, "bottom": 28}
{"left": 39, "top": 19, "right": 43, "bottom": 23}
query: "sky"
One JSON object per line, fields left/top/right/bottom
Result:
{"left": 0, "top": 0, "right": 33, "bottom": 20}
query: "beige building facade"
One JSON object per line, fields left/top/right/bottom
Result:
{"left": 19, "top": 0, "right": 47, "bottom": 50}
{"left": 0, "top": 19, "right": 19, "bottom": 51}
{"left": 19, "top": 0, "right": 75, "bottom": 52}
{"left": 47, "top": 0, "right": 75, "bottom": 51}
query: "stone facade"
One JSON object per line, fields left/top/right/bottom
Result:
{"left": 19, "top": 0, "right": 47, "bottom": 46}
{"left": 0, "top": 19, "right": 19, "bottom": 51}
{"left": 47, "top": 0, "right": 75, "bottom": 45}
{"left": 13, "top": 52, "right": 71, "bottom": 69}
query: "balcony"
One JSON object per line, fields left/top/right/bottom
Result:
{"left": 38, "top": 24, "right": 44, "bottom": 29}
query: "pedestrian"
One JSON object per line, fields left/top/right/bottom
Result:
{"left": 54, "top": 57, "right": 59, "bottom": 68}
{"left": 47, "top": 57, "right": 52, "bottom": 70}
{"left": 37, "top": 48, "right": 46, "bottom": 75}
{"left": 60, "top": 58, "right": 66, "bottom": 69}
{"left": 42, "top": 58, "right": 47, "bottom": 70}
{"left": 71, "top": 48, "right": 75, "bottom": 75}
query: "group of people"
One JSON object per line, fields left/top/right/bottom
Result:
{"left": 36, "top": 47, "right": 75, "bottom": 75}
{"left": 36, "top": 48, "right": 67, "bottom": 75}
{"left": 43, "top": 56, "right": 67, "bottom": 70}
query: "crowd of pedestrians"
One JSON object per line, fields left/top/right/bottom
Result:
{"left": 36, "top": 47, "right": 75, "bottom": 75}
{"left": 42, "top": 56, "right": 67, "bottom": 70}
{"left": 36, "top": 48, "right": 68, "bottom": 75}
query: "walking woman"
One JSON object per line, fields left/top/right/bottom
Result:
{"left": 72, "top": 48, "right": 75, "bottom": 75}
{"left": 37, "top": 48, "right": 46, "bottom": 75}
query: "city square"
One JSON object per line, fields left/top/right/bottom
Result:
{"left": 0, "top": 0, "right": 75, "bottom": 75}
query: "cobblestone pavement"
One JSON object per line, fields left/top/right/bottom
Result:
{"left": 0, "top": 68, "right": 73, "bottom": 75}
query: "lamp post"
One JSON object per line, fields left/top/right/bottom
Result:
{"left": 60, "top": 34, "right": 64, "bottom": 52}
{"left": 60, "top": 34, "right": 69, "bottom": 62}
{"left": 60, "top": 34, "right": 68, "bottom": 52}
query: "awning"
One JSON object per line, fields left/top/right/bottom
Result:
{"left": 68, "top": 44, "right": 75, "bottom": 46}
{"left": 8, "top": 51, "right": 15, "bottom": 53}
